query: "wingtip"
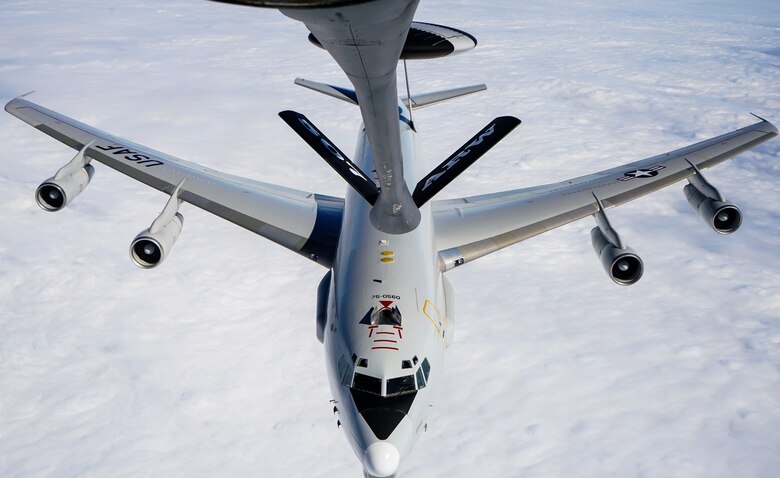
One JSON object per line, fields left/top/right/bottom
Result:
{"left": 749, "top": 112, "right": 778, "bottom": 135}
{"left": 764, "top": 120, "right": 779, "bottom": 136}
{"left": 4, "top": 97, "right": 23, "bottom": 114}
{"left": 5, "top": 92, "right": 35, "bottom": 114}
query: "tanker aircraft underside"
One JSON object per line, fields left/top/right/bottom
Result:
{"left": 6, "top": 0, "right": 777, "bottom": 476}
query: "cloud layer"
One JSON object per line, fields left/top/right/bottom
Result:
{"left": 1, "top": 0, "right": 779, "bottom": 476}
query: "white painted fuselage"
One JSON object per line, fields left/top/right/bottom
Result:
{"left": 324, "top": 102, "right": 449, "bottom": 477}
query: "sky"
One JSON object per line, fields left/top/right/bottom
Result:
{"left": 1, "top": 0, "right": 779, "bottom": 477}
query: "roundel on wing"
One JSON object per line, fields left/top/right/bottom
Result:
{"left": 623, "top": 169, "right": 659, "bottom": 178}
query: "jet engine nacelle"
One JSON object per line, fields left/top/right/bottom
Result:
{"left": 590, "top": 203, "right": 644, "bottom": 286}
{"left": 591, "top": 227, "right": 644, "bottom": 286}
{"left": 35, "top": 141, "right": 96, "bottom": 211}
{"left": 130, "top": 180, "right": 186, "bottom": 269}
{"left": 36, "top": 164, "right": 95, "bottom": 211}
{"left": 683, "top": 172, "right": 741, "bottom": 234}
{"left": 130, "top": 213, "right": 183, "bottom": 268}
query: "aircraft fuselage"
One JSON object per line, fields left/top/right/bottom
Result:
{"left": 325, "top": 102, "right": 449, "bottom": 476}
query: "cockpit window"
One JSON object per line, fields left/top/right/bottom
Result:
{"left": 421, "top": 358, "right": 431, "bottom": 382}
{"left": 386, "top": 375, "right": 416, "bottom": 396}
{"left": 349, "top": 357, "right": 432, "bottom": 397}
{"left": 415, "top": 367, "right": 426, "bottom": 389}
{"left": 338, "top": 355, "right": 353, "bottom": 386}
{"left": 352, "top": 373, "right": 381, "bottom": 395}
{"left": 338, "top": 355, "right": 349, "bottom": 380}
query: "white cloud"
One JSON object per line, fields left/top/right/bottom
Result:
{"left": 1, "top": 0, "right": 779, "bottom": 476}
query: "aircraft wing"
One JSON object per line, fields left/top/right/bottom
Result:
{"left": 432, "top": 119, "right": 778, "bottom": 270}
{"left": 5, "top": 97, "right": 343, "bottom": 267}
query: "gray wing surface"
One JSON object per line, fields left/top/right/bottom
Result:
{"left": 6, "top": 97, "right": 343, "bottom": 267}
{"left": 432, "top": 119, "right": 778, "bottom": 270}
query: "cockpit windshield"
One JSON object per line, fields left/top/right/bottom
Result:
{"left": 386, "top": 374, "right": 416, "bottom": 396}
{"left": 352, "top": 372, "right": 382, "bottom": 395}
{"left": 348, "top": 358, "right": 431, "bottom": 397}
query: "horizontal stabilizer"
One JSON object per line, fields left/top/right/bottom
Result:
{"left": 294, "top": 78, "right": 358, "bottom": 105}
{"left": 413, "top": 116, "right": 521, "bottom": 207}
{"left": 405, "top": 84, "right": 486, "bottom": 109}
{"left": 279, "top": 110, "right": 379, "bottom": 205}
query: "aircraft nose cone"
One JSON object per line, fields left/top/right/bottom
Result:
{"left": 363, "top": 441, "right": 400, "bottom": 477}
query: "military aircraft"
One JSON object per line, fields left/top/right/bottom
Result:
{"left": 6, "top": 0, "right": 777, "bottom": 476}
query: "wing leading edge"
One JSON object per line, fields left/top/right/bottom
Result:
{"left": 433, "top": 119, "right": 778, "bottom": 271}
{"left": 5, "top": 97, "right": 343, "bottom": 267}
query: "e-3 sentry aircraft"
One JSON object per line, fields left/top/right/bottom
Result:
{"left": 6, "top": 0, "right": 778, "bottom": 476}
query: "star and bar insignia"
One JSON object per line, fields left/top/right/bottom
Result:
{"left": 617, "top": 165, "right": 666, "bottom": 182}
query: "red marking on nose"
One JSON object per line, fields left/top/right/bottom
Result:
{"left": 393, "top": 326, "right": 403, "bottom": 339}
{"left": 379, "top": 300, "right": 393, "bottom": 308}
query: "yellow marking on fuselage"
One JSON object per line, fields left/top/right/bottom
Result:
{"left": 422, "top": 300, "right": 446, "bottom": 341}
